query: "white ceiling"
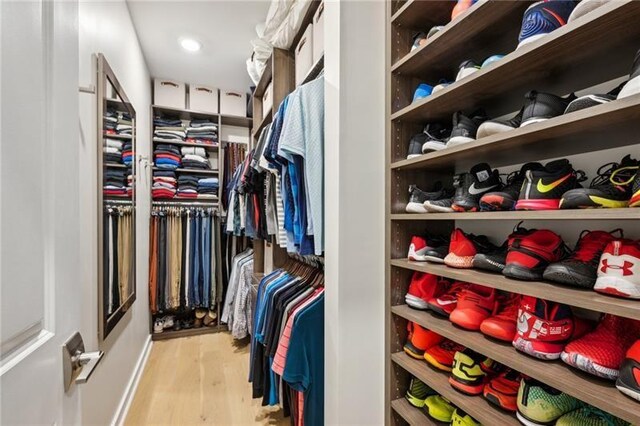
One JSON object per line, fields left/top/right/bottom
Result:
{"left": 126, "top": 1, "right": 270, "bottom": 91}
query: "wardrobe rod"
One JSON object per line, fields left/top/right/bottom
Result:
{"left": 104, "top": 199, "right": 134, "bottom": 205}
{"left": 151, "top": 201, "right": 219, "bottom": 208}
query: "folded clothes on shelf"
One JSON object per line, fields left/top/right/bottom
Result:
{"left": 181, "top": 146, "right": 206, "bottom": 157}
{"left": 154, "top": 117, "right": 182, "bottom": 127}
{"left": 104, "top": 139, "right": 123, "bottom": 149}
{"left": 122, "top": 142, "right": 133, "bottom": 166}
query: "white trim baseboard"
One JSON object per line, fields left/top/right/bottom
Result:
{"left": 111, "top": 335, "right": 153, "bottom": 426}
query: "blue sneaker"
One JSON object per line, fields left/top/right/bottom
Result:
{"left": 481, "top": 55, "right": 505, "bottom": 69}
{"left": 413, "top": 83, "right": 433, "bottom": 103}
{"left": 517, "top": 0, "right": 575, "bottom": 50}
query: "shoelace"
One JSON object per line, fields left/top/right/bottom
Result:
{"left": 501, "top": 170, "right": 523, "bottom": 190}
{"left": 590, "top": 162, "right": 638, "bottom": 188}
{"left": 571, "top": 229, "right": 623, "bottom": 264}
{"left": 494, "top": 293, "right": 521, "bottom": 320}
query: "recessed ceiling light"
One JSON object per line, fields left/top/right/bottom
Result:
{"left": 180, "top": 38, "right": 201, "bottom": 52}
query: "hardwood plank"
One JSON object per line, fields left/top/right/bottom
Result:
{"left": 391, "top": 352, "right": 518, "bottom": 425}
{"left": 390, "top": 208, "right": 640, "bottom": 221}
{"left": 391, "top": 0, "right": 455, "bottom": 30}
{"left": 391, "top": 307, "right": 640, "bottom": 425}
{"left": 392, "top": 1, "right": 529, "bottom": 81}
{"left": 151, "top": 325, "right": 222, "bottom": 341}
{"left": 126, "top": 333, "right": 288, "bottom": 425}
{"left": 391, "top": 398, "right": 438, "bottom": 426}
{"left": 391, "top": 94, "right": 640, "bottom": 170}
{"left": 391, "top": 1, "right": 640, "bottom": 122}
{"left": 390, "top": 259, "right": 640, "bottom": 320}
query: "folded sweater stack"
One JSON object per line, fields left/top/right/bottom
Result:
{"left": 154, "top": 117, "right": 185, "bottom": 142}
{"left": 181, "top": 146, "right": 210, "bottom": 170}
{"left": 155, "top": 143, "right": 181, "bottom": 170}
{"left": 104, "top": 168, "right": 127, "bottom": 197}
{"left": 177, "top": 175, "right": 200, "bottom": 198}
{"left": 152, "top": 170, "right": 177, "bottom": 199}
{"left": 104, "top": 138, "right": 123, "bottom": 164}
{"left": 197, "top": 177, "right": 219, "bottom": 199}
{"left": 186, "top": 119, "right": 218, "bottom": 144}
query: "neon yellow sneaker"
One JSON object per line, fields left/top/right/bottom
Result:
{"left": 404, "top": 376, "right": 435, "bottom": 408}
{"left": 424, "top": 394, "right": 455, "bottom": 422}
{"left": 451, "top": 408, "right": 482, "bottom": 426}
{"left": 517, "top": 378, "right": 583, "bottom": 425}
{"left": 449, "top": 349, "right": 489, "bottom": 395}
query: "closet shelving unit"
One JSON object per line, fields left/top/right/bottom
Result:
{"left": 386, "top": 1, "right": 640, "bottom": 425}
{"left": 249, "top": 0, "right": 323, "bottom": 278}
{"left": 149, "top": 102, "right": 252, "bottom": 341}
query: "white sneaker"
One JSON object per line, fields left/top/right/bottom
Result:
{"left": 162, "top": 315, "right": 174, "bottom": 329}
{"left": 153, "top": 318, "right": 164, "bottom": 333}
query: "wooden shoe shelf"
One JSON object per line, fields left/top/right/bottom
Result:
{"left": 386, "top": 1, "right": 640, "bottom": 425}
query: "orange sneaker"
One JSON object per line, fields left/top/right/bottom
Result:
{"left": 449, "top": 285, "right": 497, "bottom": 331}
{"left": 483, "top": 369, "right": 522, "bottom": 412}
{"left": 403, "top": 321, "right": 444, "bottom": 359}
{"left": 481, "top": 292, "right": 522, "bottom": 342}
{"left": 425, "top": 338, "right": 466, "bottom": 372}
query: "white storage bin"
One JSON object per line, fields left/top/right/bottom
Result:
{"left": 154, "top": 78, "right": 185, "bottom": 109}
{"left": 220, "top": 90, "right": 247, "bottom": 117}
{"left": 189, "top": 84, "right": 219, "bottom": 113}
{"left": 312, "top": 2, "right": 324, "bottom": 64}
{"left": 294, "top": 24, "right": 314, "bottom": 87}
{"left": 262, "top": 82, "right": 273, "bottom": 118}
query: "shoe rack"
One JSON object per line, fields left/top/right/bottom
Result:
{"left": 386, "top": 1, "right": 640, "bottom": 425}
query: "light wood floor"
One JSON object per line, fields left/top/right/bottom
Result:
{"left": 125, "top": 332, "right": 289, "bottom": 425}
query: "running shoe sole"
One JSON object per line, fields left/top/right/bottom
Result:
{"left": 447, "top": 136, "right": 475, "bottom": 147}
{"left": 448, "top": 376, "right": 484, "bottom": 395}
{"left": 472, "top": 254, "right": 506, "bottom": 273}
{"left": 428, "top": 303, "right": 453, "bottom": 317}
{"left": 520, "top": 117, "right": 550, "bottom": 127}
{"left": 421, "top": 141, "right": 446, "bottom": 153}
{"left": 406, "top": 393, "right": 427, "bottom": 408}
{"left": 516, "top": 411, "right": 552, "bottom": 426}
{"left": 476, "top": 122, "right": 516, "bottom": 139}
{"left": 407, "top": 154, "right": 422, "bottom": 160}
{"left": 483, "top": 388, "right": 517, "bottom": 412}
{"left": 515, "top": 198, "right": 561, "bottom": 210}
{"left": 616, "top": 382, "right": 640, "bottom": 402}
{"left": 424, "top": 201, "right": 454, "bottom": 213}
{"left": 542, "top": 264, "right": 595, "bottom": 288}
{"left": 444, "top": 253, "right": 474, "bottom": 268}
{"left": 423, "top": 255, "right": 446, "bottom": 263}
{"left": 616, "top": 360, "right": 640, "bottom": 402}
{"left": 560, "top": 191, "right": 629, "bottom": 209}
{"left": 452, "top": 203, "right": 480, "bottom": 212}
{"left": 406, "top": 202, "right": 428, "bottom": 213}
{"left": 503, "top": 264, "right": 544, "bottom": 281}
{"left": 403, "top": 341, "right": 425, "bottom": 360}
{"left": 618, "top": 74, "right": 640, "bottom": 99}
{"left": 424, "top": 353, "right": 453, "bottom": 372}
{"left": 513, "top": 336, "right": 563, "bottom": 360}
{"left": 593, "top": 276, "right": 640, "bottom": 299}
{"left": 560, "top": 351, "right": 620, "bottom": 380}
{"left": 479, "top": 194, "right": 516, "bottom": 211}
{"left": 405, "top": 294, "right": 431, "bottom": 310}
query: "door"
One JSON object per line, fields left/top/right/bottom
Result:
{"left": 1, "top": 1, "right": 84, "bottom": 424}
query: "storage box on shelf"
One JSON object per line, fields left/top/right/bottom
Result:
{"left": 294, "top": 24, "right": 314, "bottom": 87}
{"left": 386, "top": 1, "right": 640, "bottom": 425}
{"left": 154, "top": 78, "right": 186, "bottom": 109}
{"left": 188, "top": 84, "right": 219, "bottom": 114}
{"left": 220, "top": 90, "right": 247, "bottom": 117}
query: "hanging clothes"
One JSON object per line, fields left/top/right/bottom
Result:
{"left": 248, "top": 259, "right": 324, "bottom": 426}
{"left": 220, "top": 249, "right": 254, "bottom": 339}
{"left": 148, "top": 206, "right": 221, "bottom": 314}
{"left": 104, "top": 204, "right": 134, "bottom": 316}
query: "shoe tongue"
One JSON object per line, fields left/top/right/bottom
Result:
{"left": 545, "top": 159, "right": 570, "bottom": 172}
{"left": 619, "top": 154, "right": 638, "bottom": 166}
{"left": 470, "top": 163, "right": 492, "bottom": 182}
{"left": 521, "top": 162, "right": 544, "bottom": 173}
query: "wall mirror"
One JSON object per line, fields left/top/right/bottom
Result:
{"left": 97, "top": 54, "right": 136, "bottom": 342}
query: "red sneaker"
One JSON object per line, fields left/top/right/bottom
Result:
{"left": 503, "top": 229, "right": 567, "bottom": 281}
{"left": 405, "top": 272, "right": 448, "bottom": 310}
{"left": 617, "top": 340, "right": 640, "bottom": 401}
{"left": 403, "top": 322, "right": 445, "bottom": 359}
{"left": 561, "top": 315, "right": 640, "bottom": 380}
{"left": 480, "top": 292, "right": 522, "bottom": 342}
{"left": 428, "top": 281, "right": 469, "bottom": 317}
{"left": 483, "top": 369, "right": 522, "bottom": 412}
{"left": 424, "top": 338, "right": 466, "bottom": 372}
{"left": 408, "top": 235, "right": 449, "bottom": 263}
{"left": 445, "top": 228, "right": 498, "bottom": 269}
{"left": 594, "top": 239, "right": 640, "bottom": 299}
{"left": 449, "top": 285, "right": 497, "bottom": 331}
{"left": 513, "top": 296, "right": 574, "bottom": 360}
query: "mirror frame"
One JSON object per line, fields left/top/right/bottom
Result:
{"left": 96, "top": 54, "right": 137, "bottom": 343}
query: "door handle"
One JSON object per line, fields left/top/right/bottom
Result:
{"left": 62, "top": 332, "right": 104, "bottom": 392}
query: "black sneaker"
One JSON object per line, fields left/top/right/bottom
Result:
{"left": 452, "top": 163, "right": 502, "bottom": 212}
{"left": 480, "top": 162, "right": 544, "bottom": 211}
{"left": 473, "top": 223, "right": 532, "bottom": 273}
{"left": 516, "top": 159, "right": 586, "bottom": 210}
{"left": 520, "top": 90, "right": 576, "bottom": 127}
{"left": 543, "top": 229, "right": 623, "bottom": 288}
{"left": 406, "top": 182, "right": 448, "bottom": 213}
{"left": 631, "top": 167, "right": 640, "bottom": 207}
{"left": 564, "top": 81, "right": 624, "bottom": 114}
{"left": 420, "top": 122, "right": 452, "bottom": 154}
{"left": 423, "top": 196, "right": 454, "bottom": 213}
{"left": 619, "top": 48, "right": 640, "bottom": 99}
{"left": 560, "top": 155, "right": 639, "bottom": 209}
{"left": 407, "top": 133, "right": 427, "bottom": 159}
{"left": 410, "top": 234, "right": 450, "bottom": 263}
{"left": 476, "top": 107, "right": 524, "bottom": 139}
{"left": 447, "top": 110, "right": 488, "bottom": 147}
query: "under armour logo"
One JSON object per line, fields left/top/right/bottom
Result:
{"left": 601, "top": 259, "right": 634, "bottom": 276}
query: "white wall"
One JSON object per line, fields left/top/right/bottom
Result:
{"left": 78, "top": 2, "right": 152, "bottom": 424}
{"left": 324, "top": 0, "right": 386, "bottom": 424}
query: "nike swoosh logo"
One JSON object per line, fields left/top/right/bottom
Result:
{"left": 435, "top": 299, "right": 456, "bottom": 306}
{"left": 468, "top": 183, "right": 498, "bottom": 195}
{"left": 536, "top": 174, "right": 572, "bottom": 193}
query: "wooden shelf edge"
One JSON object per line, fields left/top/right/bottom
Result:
{"left": 220, "top": 114, "right": 252, "bottom": 128}
{"left": 390, "top": 259, "right": 640, "bottom": 320}
{"left": 391, "top": 351, "right": 518, "bottom": 425}
{"left": 390, "top": 94, "right": 640, "bottom": 170}
{"left": 389, "top": 208, "right": 640, "bottom": 221}
{"left": 389, "top": 1, "right": 633, "bottom": 122}
{"left": 152, "top": 138, "right": 219, "bottom": 149}
{"left": 390, "top": 306, "right": 640, "bottom": 425}
{"left": 152, "top": 104, "right": 219, "bottom": 120}
{"left": 254, "top": 54, "right": 273, "bottom": 99}
{"left": 253, "top": 109, "right": 273, "bottom": 136}
{"left": 151, "top": 325, "right": 224, "bottom": 341}
{"left": 391, "top": 398, "right": 437, "bottom": 426}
